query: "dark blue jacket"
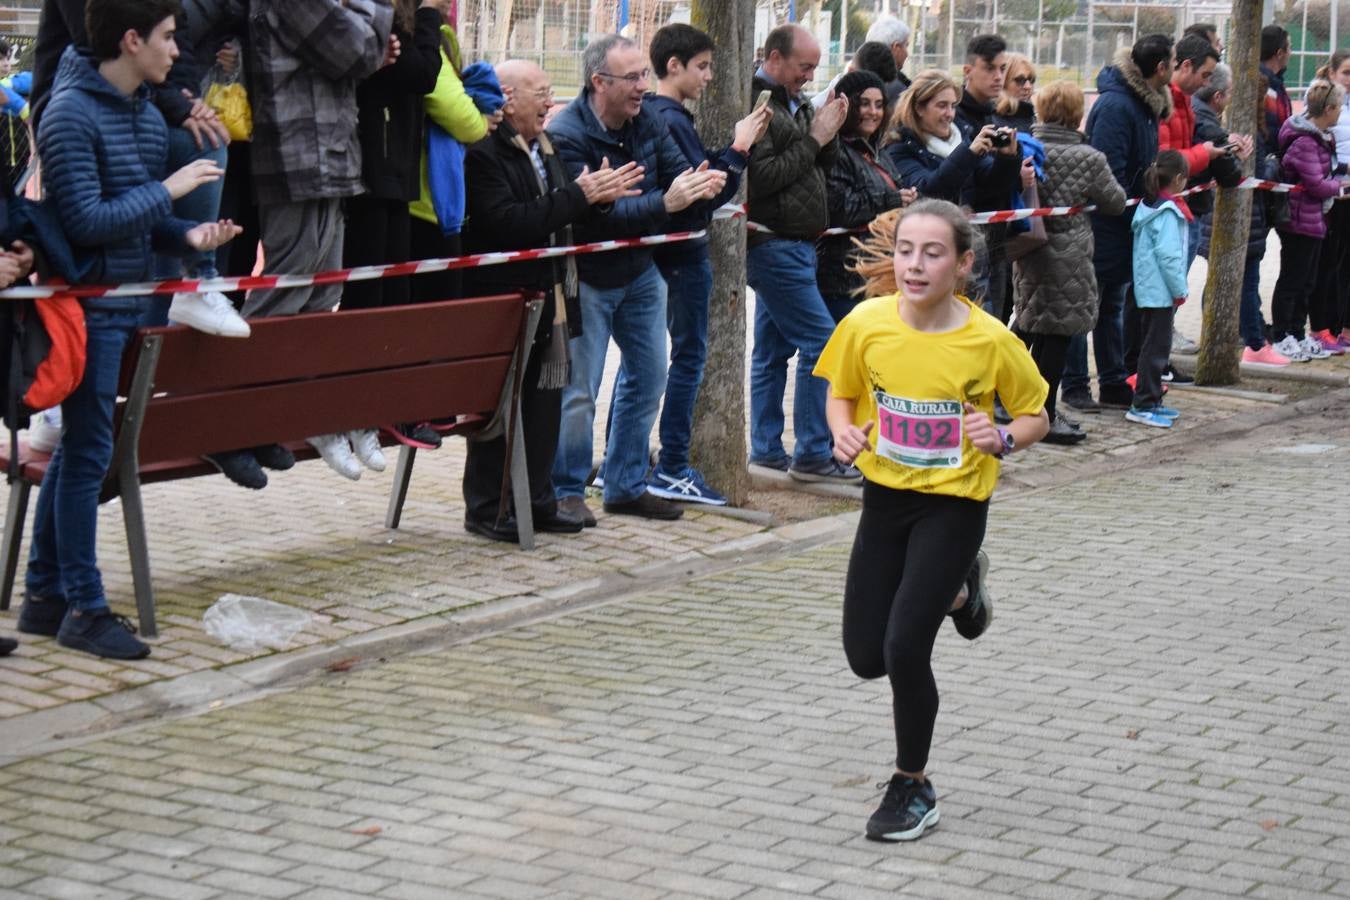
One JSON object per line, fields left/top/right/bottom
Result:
{"left": 643, "top": 92, "right": 747, "bottom": 266}
{"left": 38, "top": 47, "right": 194, "bottom": 309}
{"left": 952, "top": 90, "right": 1022, "bottom": 212}
{"left": 546, "top": 90, "right": 692, "bottom": 288}
{"left": 882, "top": 127, "right": 981, "bottom": 204}
{"left": 1084, "top": 51, "right": 1171, "bottom": 279}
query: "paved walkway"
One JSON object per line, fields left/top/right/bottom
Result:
{"left": 1, "top": 388, "right": 1347, "bottom": 899}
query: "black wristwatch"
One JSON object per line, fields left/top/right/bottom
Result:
{"left": 995, "top": 427, "right": 1015, "bottom": 459}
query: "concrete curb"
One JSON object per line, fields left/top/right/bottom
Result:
{"left": 1171, "top": 352, "right": 1350, "bottom": 386}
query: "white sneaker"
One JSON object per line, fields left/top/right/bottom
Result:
{"left": 1299, "top": 335, "right": 1332, "bottom": 360}
{"left": 168, "top": 291, "right": 251, "bottom": 338}
{"left": 1273, "top": 335, "right": 1311, "bottom": 362}
{"left": 1171, "top": 331, "right": 1199, "bottom": 354}
{"left": 307, "top": 433, "right": 362, "bottom": 480}
{"left": 347, "top": 429, "right": 386, "bottom": 472}
{"left": 26, "top": 407, "right": 62, "bottom": 453}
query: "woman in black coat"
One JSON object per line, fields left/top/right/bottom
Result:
{"left": 817, "top": 70, "right": 915, "bottom": 322}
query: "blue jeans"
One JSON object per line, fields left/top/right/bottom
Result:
{"left": 654, "top": 252, "right": 712, "bottom": 475}
{"left": 25, "top": 308, "right": 143, "bottom": 611}
{"left": 1062, "top": 267, "right": 1130, "bottom": 393}
{"left": 554, "top": 264, "right": 668, "bottom": 503}
{"left": 747, "top": 239, "right": 835, "bottom": 467}
{"left": 1240, "top": 254, "right": 1266, "bottom": 350}
{"left": 144, "top": 128, "right": 229, "bottom": 327}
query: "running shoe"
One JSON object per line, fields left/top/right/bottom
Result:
{"left": 1125, "top": 406, "right": 1174, "bottom": 428}
{"left": 1337, "top": 331, "right": 1350, "bottom": 351}
{"left": 952, "top": 550, "right": 993, "bottom": 640}
{"left": 1172, "top": 331, "right": 1199, "bottom": 354}
{"left": 1152, "top": 404, "right": 1181, "bottom": 419}
{"left": 1241, "top": 343, "right": 1291, "bottom": 369}
{"left": 1161, "top": 365, "right": 1194, "bottom": 385}
{"left": 1299, "top": 335, "right": 1332, "bottom": 360}
{"left": 866, "top": 775, "right": 939, "bottom": 842}
{"left": 646, "top": 467, "right": 729, "bottom": 506}
{"left": 1273, "top": 335, "right": 1311, "bottom": 362}
{"left": 1310, "top": 329, "right": 1346, "bottom": 355}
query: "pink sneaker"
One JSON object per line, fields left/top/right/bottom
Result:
{"left": 1311, "top": 329, "right": 1347, "bottom": 355}
{"left": 1242, "top": 343, "right": 1292, "bottom": 369}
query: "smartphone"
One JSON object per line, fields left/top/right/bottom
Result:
{"left": 753, "top": 89, "right": 772, "bottom": 111}
{"left": 1222, "top": 141, "right": 1241, "bottom": 155}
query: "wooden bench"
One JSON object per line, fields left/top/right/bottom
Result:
{"left": 0, "top": 293, "right": 544, "bottom": 637}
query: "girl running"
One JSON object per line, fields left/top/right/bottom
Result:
{"left": 816, "top": 198, "right": 1049, "bottom": 842}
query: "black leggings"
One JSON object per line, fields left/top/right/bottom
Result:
{"left": 1016, "top": 328, "right": 1069, "bottom": 422}
{"left": 842, "top": 483, "right": 988, "bottom": 773}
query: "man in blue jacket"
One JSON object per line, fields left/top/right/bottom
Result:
{"left": 17, "top": 0, "right": 239, "bottom": 660}
{"left": 547, "top": 34, "right": 723, "bottom": 524}
{"left": 1061, "top": 34, "right": 1172, "bottom": 413}
{"left": 640, "top": 23, "right": 769, "bottom": 507}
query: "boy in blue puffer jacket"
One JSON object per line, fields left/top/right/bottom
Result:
{"left": 1127, "top": 150, "right": 1190, "bottom": 430}
{"left": 16, "top": 0, "right": 239, "bottom": 660}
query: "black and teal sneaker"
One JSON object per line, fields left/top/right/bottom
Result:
{"left": 866, "top": 774, "right": 939, "bottom": 842}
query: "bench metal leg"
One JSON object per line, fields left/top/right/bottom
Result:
{"left": 508, "top": 395, "right": 534, "bottom": 552}
{"left": 118, "top": 470, "right": 157, "bottom": 638}
{"left": 385, "top": 445, "right": 416, "bottom": 530}
{"left": 1, "top": 479, "right": 32, "bottom": 611}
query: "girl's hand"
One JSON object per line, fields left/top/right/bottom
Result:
{"left": 963, "top": 402, "right": 1002, "bottom": 455}
{"left": 186, "top": 219, "right": 243, "bottom": 252}
{"left": 833, "top": 421, "right": 873, "bottom": 464}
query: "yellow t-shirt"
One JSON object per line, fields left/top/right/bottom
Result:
{"left": 814, "top": 293, "right": 1048, "bottom": 501}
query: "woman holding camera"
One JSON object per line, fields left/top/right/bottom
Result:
{"left": 882, "top": 70, "right": 1021, "bottom": 206}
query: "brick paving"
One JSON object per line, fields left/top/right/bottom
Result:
{"left": 1, "top": 390, "right": 1346, "bottom": 898}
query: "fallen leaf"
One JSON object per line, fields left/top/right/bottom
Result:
{"left": 1260, "top": 819, "right": 1278, "bottom": 831}
{"left": 1125, "top": 729, "right": 1140, "bottom": 740}
{"left": 326, "top": 657, "right": 359, "bottom": 673}
{"left": 351, "top": 825, "right": 382, "bottom": 836}
{"left": 832, "top": 775, "right": 870, "bottom": 789}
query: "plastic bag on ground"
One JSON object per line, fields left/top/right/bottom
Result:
{"left": 202, "top": 594, "right": 312, "bottom": 652}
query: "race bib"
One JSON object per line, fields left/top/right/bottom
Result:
{"left": 874, "top": 393, "right": 963, "bottom": 469}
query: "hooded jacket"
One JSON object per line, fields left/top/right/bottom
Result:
{"left": 643, "top": 92, "right": 748, "bottom": 265}
{"left": 247, "top": 0, "right": 393, "bottom": 206}
{"left": 1131, "top": 196, "right": 1189, "bottom": 309}
{"left": 746, "top": 73, "right": 838, "bottom": 246}
{"left": 1277, "top": 114, "right": 1343, "bottom": 239}
{"left": 1012, "top": 123, "right": 1127, "bottom": 336}
{"left": 546, "top": 88, "right": 692, "bottom": 287}
{"left": 1085, "top": 47, "right": 1172, "bottom": 277}
{"left": 816, "top": 133, "right": 905, "bottom": 299}
{"left": 37, "top": 46, "right": 194, "bottom": 307}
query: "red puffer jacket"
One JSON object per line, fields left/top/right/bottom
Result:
{"left": 1158, "top": 82, "right": 1212, "bottom": 178}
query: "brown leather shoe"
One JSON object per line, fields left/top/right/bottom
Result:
{"left": 557, "top": 495, "right": 596, "bottom": 527}
{"left": 602, "top": 492, "right": 684, "bottom": 521}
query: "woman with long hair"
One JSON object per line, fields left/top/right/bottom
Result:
{"left": 881, "top": 69, "right": 1003, "bottom": 204}
{"left": 993, "top": 53, "right": 1036, "bottom": 132}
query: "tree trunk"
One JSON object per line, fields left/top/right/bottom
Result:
{"left": 1195, "top": 0, "right": 1262, "bottom": 384}
{"left": 689, "top": 0, "right": 755, "bottom": 505}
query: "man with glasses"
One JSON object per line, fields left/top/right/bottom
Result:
{"left": 547, "top": 34, "right": 724, "bottom": 524}
{"left": 459, "top": 59, "right": 645, "bottom": 542}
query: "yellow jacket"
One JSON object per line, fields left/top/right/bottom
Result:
{"left": 409, "top": 26, "right": 489, "bottom": 227}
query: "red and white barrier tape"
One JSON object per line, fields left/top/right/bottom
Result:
{"left": 0, "top": 228, "right": 712, "bottom": 300}
{"left": 0, "top": 176, "right": 1334, "bottom": 301}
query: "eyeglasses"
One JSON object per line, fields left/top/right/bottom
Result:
{"left": 531, "top": 87, "right": 555, "bottom": 101}
{"left": 597, "top": 68, "right": 651, "bottom": 84}
{"left": 1012, "top": 75, "right": 1036, "bottom": 85}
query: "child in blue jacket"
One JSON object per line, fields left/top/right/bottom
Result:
{"left": 17, "top": 0, "right": 239, "bottom": 660}
{"left": 1128, "top": 150, "right": 1190, "bottom": 429}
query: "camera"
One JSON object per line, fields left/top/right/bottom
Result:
{"left": 990, "top": 127, "right": 1014, "bottom": 149}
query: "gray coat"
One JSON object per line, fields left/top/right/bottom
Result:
{"left": 1012, "top": 123, "right": 1127, "bottom": 335}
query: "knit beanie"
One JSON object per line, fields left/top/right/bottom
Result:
{"left": 833, "top": 69, "right": 887, "bottom": 102}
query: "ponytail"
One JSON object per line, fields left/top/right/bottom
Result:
{"left": 1142, "top": 149, "right": 1189, "bottom": 204}
{"left": 1317, "top": 48, "right": 1350, "bottom": 82}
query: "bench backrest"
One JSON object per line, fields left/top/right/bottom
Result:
{"left": 118, "top": 294, "right": 527, "bottom": 464}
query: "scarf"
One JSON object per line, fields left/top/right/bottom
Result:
{"left": 509, "top": 130, "right": 575, "bottom": 390}
{"left": 923, "top": 127, "right": 963, "bottom": 159}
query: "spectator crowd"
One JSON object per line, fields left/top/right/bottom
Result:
{"left": 2, "top": 0, "right": 1349, "bottom": 662}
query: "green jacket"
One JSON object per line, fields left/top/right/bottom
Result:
{"left": 746, "top": 74, "right": 838, "bottom": 245}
